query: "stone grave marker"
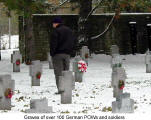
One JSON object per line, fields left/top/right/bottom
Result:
{"left": 110, "top": 45, "right": 122, "bottom": 70}
{"left": 112, "top": 93, "right": 134, "bottom": 113}
{"left": 111, "top": 67, "right": 127, "bottom": 99}
{"left": 47, "top": 52, "right": 53, "bottom": 69}
{"left": 58, "top": 71, "right": 74, "bottom": 104}
{"left": 0, "top": 75, "right": 15, "bottom": 110}
{"left": 11, "top": 51, "right": 22, "bottom": 72}
{"left": 73, "top": 56, "right": 84, "bottom": 82}
{"left": 29, "top": 60, "right": 42, "bottom": 86}
{"left": 111, "top": 54, "right": 122, "bottom": 70}
{"left": 145, "top": 50, "right": 151, "bottom": 73}
{"left": 25, "top": 98, "right": 53, "bottom": 113}
{"left": 110, "top": 45, "right": 119, "bottom": 57}
{"left": 80, "top": 46, "right": 89, "bottom": 65}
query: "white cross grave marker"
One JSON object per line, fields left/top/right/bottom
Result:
{"left": 80, "top": 46, "right": 89, "bottom": 65}
{"left": 111, "top": 55, "right": 122, "bottom": 70}
{"left": 0, "top": 75, "right": 15, "bottom": 110}
{"left": 110, "top": 45, "right": 122, "bottom": 70}
{"left": 73, "top": 56, "right": 84, "bottom": 82}
{"left": 58, "top": 71, "right": 74, "bottom": 104}
{"left": 111, "top": 67, "right": 127, "bottom": 99}
{"left": 29, "top": 60, "right": 42, "bottom": 86}
{"left": 25, "top": 98, "right": 53, "bottom": 113}
{"left": 11, "top": 51, "right": 22, "bottom": 72}
{"left": 112, "top": 93, "right": 134, "bottom": 113}
{"left": 110, "top": 45, "right": 119, "bottom": 57}
{"left": 145, "top": 50, "right": 151, "bottom": 73}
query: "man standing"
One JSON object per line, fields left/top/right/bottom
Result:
{"left": 50, "top": 17, "right": 75, "bottom": 94}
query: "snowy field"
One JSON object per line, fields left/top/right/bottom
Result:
{"left": 0, "top": 36, "right": 151, "bottom": 119}
{"left": 0, "top": 49, "right": 151, "bottom": 116}
{"left": 0, "top": 35, "right": 19, "bottom": 49}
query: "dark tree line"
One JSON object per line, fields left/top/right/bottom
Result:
{"left": 1, "top": 0, "right": 151, "bottom": 61}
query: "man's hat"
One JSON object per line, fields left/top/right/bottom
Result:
{"left": 52, "top": 17, "right": 63, "bottom": 24}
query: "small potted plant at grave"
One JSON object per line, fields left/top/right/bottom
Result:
{"left": 118, "top": 80, "right": 125, "bottom": 90}
{"left": 16, "top": 59, "right": 20, "bottom": 66}
{"left": 85, "top": 53, "right": 89, "bottom": 59}
{"left": 36, "top": 72, "right": 41, "bottom": 79}
{"left": 5, "top": 88, "right": 13, "bottom": 99}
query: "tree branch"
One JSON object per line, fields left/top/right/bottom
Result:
{"left": 85, "top": 0, "right": 103, "bottom": 21}
{"left": 52, "top": 0, "right": 69, "bottom": 12}
{"left": 91, "top": 13, "right": 115, "bottom": 40}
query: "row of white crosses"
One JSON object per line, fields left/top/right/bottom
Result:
{"left": 0, "top": 51, "right": 21, "bottom": 110}
{"left": 0, "top": 48, "right": 88, "bottom": 111}
{"left": 110, "top": 45, "right": 134, "bottom": 113}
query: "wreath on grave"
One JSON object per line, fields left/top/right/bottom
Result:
{"left": 36, "top": 72, "right": 41, "bottom": 79}
{"left": 78, "top": 60, "right": 87, "bottom": 73}
{"left": 16, "top": 59, "right": 20, "bottom": 66}
{"left": 85, "top": 53, "right": 89, "bottom": 59}
{"left": 25, "top": 59, "right": 32, "bottom": 65}
{"left": 118, "top": 80, "right": 125, "bottom": 90}
{"left": 5, "top": 88, "right": 13, "bottom": 99}
{"left": 114, "top": 63, "right": 122, "bottom": 68}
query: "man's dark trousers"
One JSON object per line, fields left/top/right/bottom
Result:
{"left": 52, "top": 53, "right": 70, "bottom": 91}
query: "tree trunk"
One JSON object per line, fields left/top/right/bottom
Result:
{"left": 24, "top": 15, "right": 36, "bottom": 63}
{"left": 78, "top": 0, "right": 92, "bottom": 48}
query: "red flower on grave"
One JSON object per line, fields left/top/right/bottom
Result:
{"left": 78, "top": 60, "right": 87, "bottom": 73}
{"left": 36, "top": 72, "right": 41, "bottom": 79}
{"left": 120, "top": 85, "right": 124, "bottom": 90}
{"left": 16, "top": 59, "right": 20, "bottom": 66}
{"left": 5, "top": 88, "right": 13, "bottom": 99}
{"left": 119, "top": 80, "right": 125, "bottom": 90}
{"left": 85, "top": 53, "right": 89, "bottom": 59}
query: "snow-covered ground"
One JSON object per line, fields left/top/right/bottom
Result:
{"left": 0, "top": 35, "right": 151, "bottom": 120}
{"left": 0, "top": 35, "right": 19, "bottom": 49}
{"left": 0, "top": 49, "right": 151, "bottom": 115}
